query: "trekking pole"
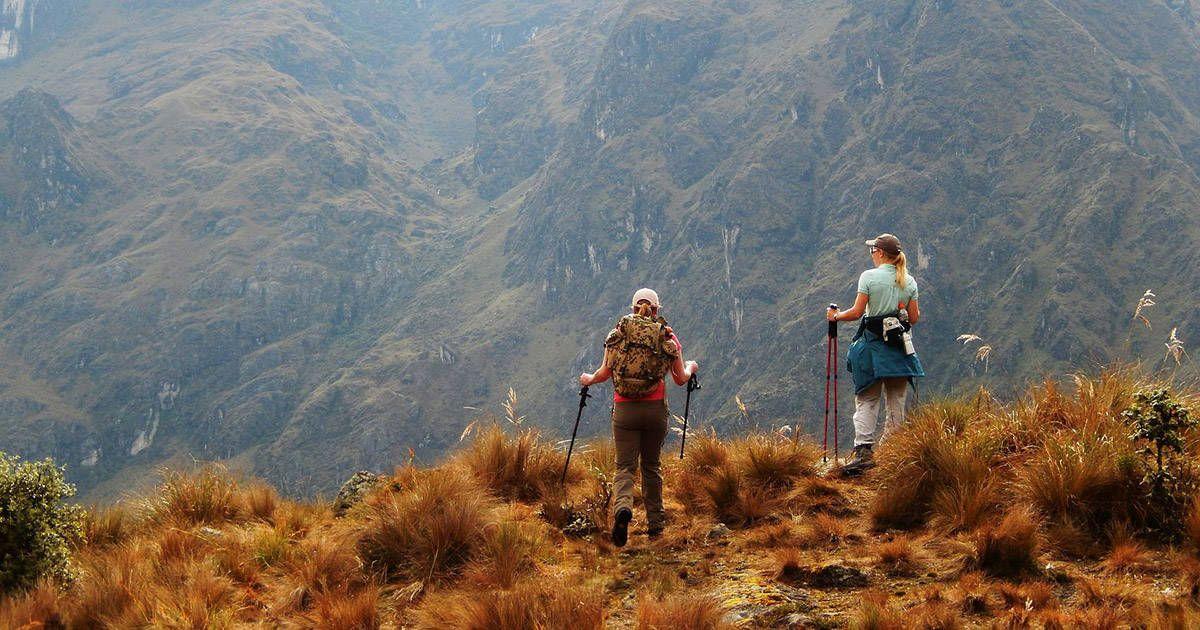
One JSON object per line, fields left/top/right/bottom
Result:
{"left": 832, "top": 313, "right": 840, "bottom": 463}
{"left": 824, "top": 304, "right": 837, "bottom": 463}
{"left": 561, "top": 385, "right": 591, "bottom": 485}
{"left": 678, "top": 373, "right": 701, "bottom": 460}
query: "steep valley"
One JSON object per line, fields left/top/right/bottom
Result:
{"left": 1, "top": 0, "right": 1200, "bottom": 498}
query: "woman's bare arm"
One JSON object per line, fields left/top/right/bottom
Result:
{"left": 579, "top": 348, "right": 613, "bottom": 387}
{"left": 906, "top": 298, "right": 920, "bottom": 325}
{"left": 828, "top": 292, "right": 869, "bottom": 322}
{"left": 669, "top": 341, "right": 698, "bottom": 386}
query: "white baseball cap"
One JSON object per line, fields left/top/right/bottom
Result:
{"left": 631, "top": 288, "right": 661, "bottom": 308}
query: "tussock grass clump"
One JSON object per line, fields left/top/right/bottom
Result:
{"left": 996, "top": 581, "right": 1057, "bottom": 611}
{"left": 681, "top": 431, "right": 730, "bottom": 471}
{"left": 150, "top": 560, "right": 242, "bottom": 628}
{"left": 83, "top": 503, "right": 139, "bottom": 548}
{"left": 797, "top": 513, "right": 850, "bottom": 548}
{"left": 1102, "top": 541, "right": 1152, "bottom": 575}
{"left": 1184, "top": 494, "right": 1200, "bottom": 554}
{"left": 305, "top": 584, "right": 382, "bottom": 630}
{"left": 848, "top": 591, "right": 906, "bottom": 630}
{"left": 1013, "top": 434, "right": 1141, "bottom": 538}
{"left": 1075, "top": 576, "right": 1150, "bottom": 609}
{"left": 772, "top": 546, "right": 805, "bottom": 582}
{"left": 951, "top": 573, "right": 991, "bottom": 616}
{"left": 273, "top": 533, "right": 366, "bottom": 615}
{"left": 636, "top": 592, "right": 730, "bottom": 630}
{"left": 460, "top": 424, "right": 571, "bottom": 502}
{"left": 0, "top": 581, "right": 64, "bottom": 629}
{"left": 874, "top": 536, "right": 921, "bottom": 576}
{"left": 749, "top": 521, "right": 795, "bottom": 547}
{"left": 973, "top": 507, "right": 1041, "bottom": 578}
{"left": 416, "top": 582, "right": 606, "bottom": 629}
{"left": 356, "top": 467, "right": 495, "bottom": 580}
{"left": 871, "top": 400, "right": 999, "bottom": 531}
{"left": 1179, "top": 556, "right": 1200, "bottom": 603}
{"left": 471, "top": 519, "right": 546, "bottom": 589}
{"left": 141, "top": 466, "right": 248, "bottom": 527}
{"left": 734, "top": 434, "right": 821, "bottom": 489}
{"left": 67, "top": 542, "right": 154, "bottom": 628}
{"left": 670, "top": 432, "right": 821, "bottom": 527}
{"left": 873, "top": 371, "right": 1187, "bottom": 550}
{"left": 242, "top": 481, "right": 280, "bottom": 523}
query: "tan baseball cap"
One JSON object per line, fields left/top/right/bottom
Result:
{"left": 631, "top": 287, "right": 661, "bottom": 307}
{"left": 865, "top": 233, "right": 902, "bottom": 255}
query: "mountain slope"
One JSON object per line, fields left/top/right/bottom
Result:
{"left": 2, "top": 0, "right": 1200, "bottom": 497}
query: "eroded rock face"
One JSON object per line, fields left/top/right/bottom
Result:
{"left": 0, "top": 0, "right": 78, "bottom": 63}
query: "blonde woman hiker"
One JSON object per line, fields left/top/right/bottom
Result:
{"left": 826, "top": 234, "right": 925, "bottom": 474}
{"left": 579, "top": 288, "right": 699, "bottom": 546}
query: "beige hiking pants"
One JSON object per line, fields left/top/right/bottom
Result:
{"left": 852, "top": 377, "right": 909, "bottom": 447}
{"left": 612, "top": 399, "right": 669, "bottom": 529}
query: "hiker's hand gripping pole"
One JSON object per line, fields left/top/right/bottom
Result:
{"left": 561, "top": 385, "right": 591, "bottom": 486}
{"left": 678, "top": 373, "right": 701, "bottom": 460}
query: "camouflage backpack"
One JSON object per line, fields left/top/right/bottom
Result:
{"left": 605, "top": 314, "right": 679, "bottom": 398}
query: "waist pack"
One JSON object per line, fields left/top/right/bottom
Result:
{"left": 605, "top": 314, "right": 680, "bottom": 398}
{"left": 857, "top": 313, "right": 912, "bottom": 353}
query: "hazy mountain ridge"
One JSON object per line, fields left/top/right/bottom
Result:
{"left": 2, "top": 0, "right": 1200, "bottom": 498}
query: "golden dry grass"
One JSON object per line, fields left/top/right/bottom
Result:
{"left": 469, "top": 519, "right": 546, "bottom": 589}
{"left": 973, "top": 507, "right": 1041, "bottom": 578}
{"left": 458, "top": 424, "right": 571, "bottom": 502}
{"left": 355, "top": 466, "right": 496, "bottom": 581}
{"left": 667, "top": 432, "right": 822, "bottom": 527}
{"left": 416, "top": 581, "right": 606, "bottom": 629}
{"left": 141, "top": 466, "right": 250, "bottom": 527}
{"left": 636, "top": 592, "right": 731, "bottom": 630}
{"left": 82, "top": 502, "right": 138, "bottom": 548}
{"left": 874, "top": 536, "right": 921, "bottom": 576}
{"left": 5, "top": 370, "right": 1199, "bottom": 628}
{"left": 848, "top": 591, "right": 906, "bottom": 630}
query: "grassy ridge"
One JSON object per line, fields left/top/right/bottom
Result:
{"left": 5, "top": 370, "right": 1200, "bottom": 627}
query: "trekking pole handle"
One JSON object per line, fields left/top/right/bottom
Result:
{"left": 828, "top": 303, "right": 838, "bottom": 338}
{"left": 578, "top": 385, "right": 591, "bottom": 406}
{"left": 687, "top": 373, "right": 700, "bottom": 392}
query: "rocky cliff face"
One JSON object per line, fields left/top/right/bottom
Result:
{"left": 0, "top": 0, "right": 77, "bottom": 62}
{"left": 1, "top": 0, "right": 1198, "bottom": 498}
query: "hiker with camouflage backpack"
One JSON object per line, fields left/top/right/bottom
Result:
{"left": 579, "top": 288, "right": 699, "bottom": 546}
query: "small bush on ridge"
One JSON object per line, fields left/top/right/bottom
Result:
{"left": 0, "top": 452, "right": 86, "bottom": 594}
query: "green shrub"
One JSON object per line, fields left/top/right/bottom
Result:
{"left": 0, "top": 452, "right": 85, "bottom": 594}
{"left": 1122, "top": 388, "right": 1198, "bottom": 538}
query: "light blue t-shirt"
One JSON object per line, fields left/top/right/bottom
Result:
{"left": 857, "top": 264, "right": 918, "bottom": 317}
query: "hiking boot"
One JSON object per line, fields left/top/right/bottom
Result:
{"left": 841, "top": 445, "right": 875, "bottom": 475}
{"left": 612, "top": 508, "right": 633, "bottom": 547}
{"left": 647, "top": 525, "right": 664, "bottom": 540}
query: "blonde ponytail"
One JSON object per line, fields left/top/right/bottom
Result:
{"left": 893, "top": 252, "right": 908, "bottom": 289}
{"left": 635, "top": 302, "right": 654, "bottom": 317}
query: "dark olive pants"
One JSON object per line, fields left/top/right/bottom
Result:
{"left": 612, "top": 399, "right": 669, "bottom": 529}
